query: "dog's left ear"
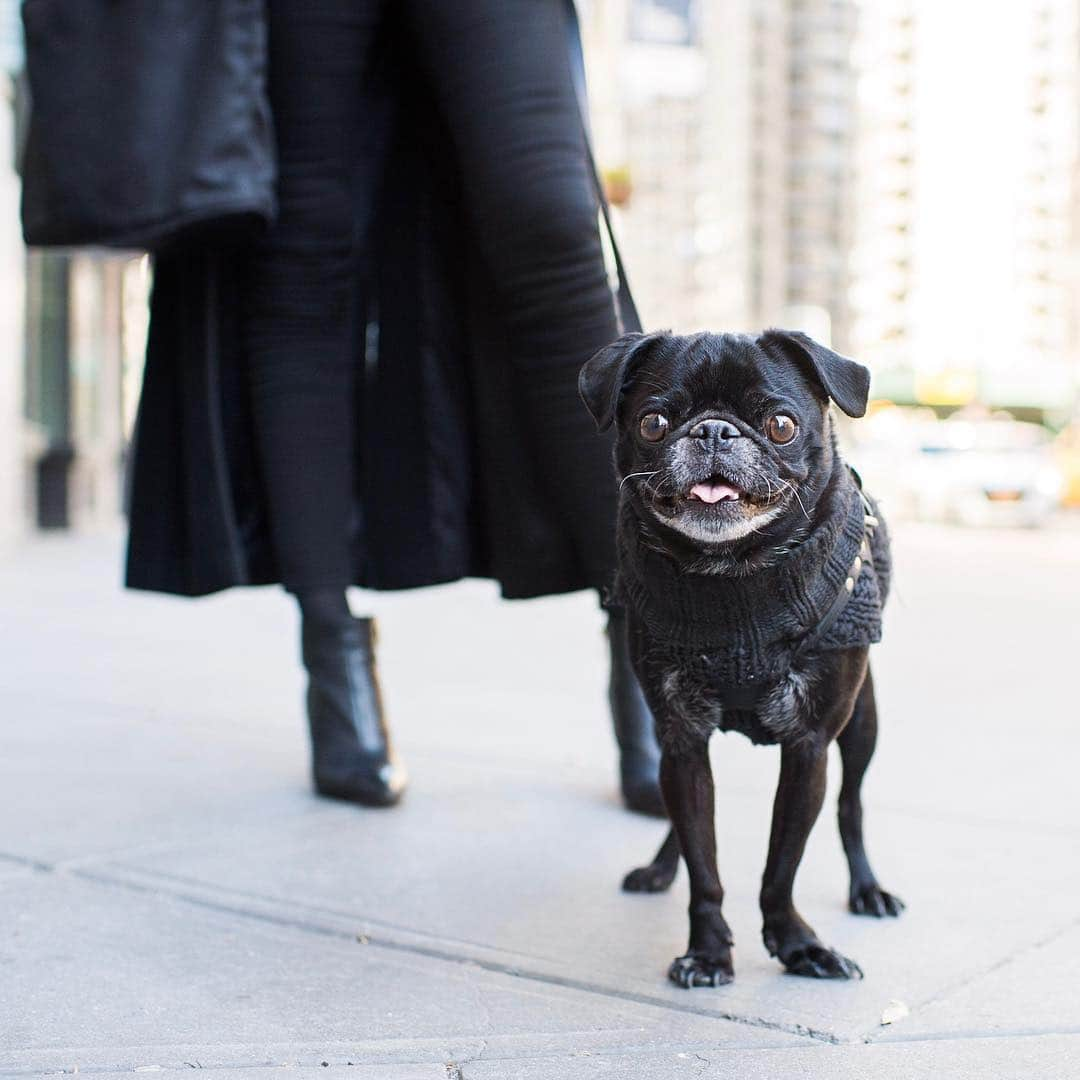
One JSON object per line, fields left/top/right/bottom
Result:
{"left": 757, "top": 329, "right": 871, "bottom": 418}
{"left": 579, "top": 331, "right": 668, "bottom": 432}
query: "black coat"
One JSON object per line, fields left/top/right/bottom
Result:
{"left": 125, "top": 4, "right": 632, "bottom": 600}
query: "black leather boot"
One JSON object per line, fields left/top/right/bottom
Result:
{"left": 606, "top": 607, "right": 666, "bottom": 817}
{"left": 301, "top": 614, "right": 407, "bottom": 808}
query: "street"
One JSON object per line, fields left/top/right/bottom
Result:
{"left": 1, "top": 521, "right": 1079, "bottom": 1078}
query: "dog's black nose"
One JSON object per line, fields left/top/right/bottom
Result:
{"left": 688, "top": 418, "right": 741, "bottom": 442}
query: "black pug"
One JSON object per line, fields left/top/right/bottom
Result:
{"left": 579, "top": 329, "right": 903, "bottom": 987}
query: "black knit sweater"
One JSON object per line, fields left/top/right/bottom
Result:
{"left": 618, "top": 470, "right": 890, "bottom": 692}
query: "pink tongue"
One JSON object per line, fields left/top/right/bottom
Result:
{"left": 690, "top": 481, "right": 740, "bottom": 504}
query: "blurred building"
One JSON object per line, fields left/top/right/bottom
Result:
{"left": 784, "top": 0, "right": 859, "bottom": 347}
{"left": 1015, "top": 1, "right": 1080, "bottom": 409}
{"left": 847, "top": 0, "right": 917, "bottom": 388}
{"left": 0, "top": 0, "right": 21, "bottom": 544}
{"left": 585, "top": 0, "right": 1080, "bottom": 416}
{"left": 852, "top": 0, "right": 1080, "bottom": 413}
{"left": 581, "top": 0, "right": 858, "bottom": 347}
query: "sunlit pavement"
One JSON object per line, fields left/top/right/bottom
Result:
{"left": 2, "top": 520, "right": 1079, "bottom": 1079}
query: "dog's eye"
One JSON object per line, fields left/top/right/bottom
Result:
{"left": 639, "top": 413, "right": 669, "bottom": 442}
{"left": 766, "top": 414, "right": 797, "bottom": 444}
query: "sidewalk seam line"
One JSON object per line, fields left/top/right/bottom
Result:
{"left": 65, "top": 863, "right": 844, "bottom": 1046}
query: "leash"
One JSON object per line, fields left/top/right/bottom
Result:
{"left": 564, "top": 0, "right": 643, "bottom": 335}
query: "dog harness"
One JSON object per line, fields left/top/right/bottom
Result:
{"left": 617, "top": 467, "right": 890, "bottom": 711}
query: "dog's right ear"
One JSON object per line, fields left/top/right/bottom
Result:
{"left": 578, "top": 331, "right": 666, "bottom": 432}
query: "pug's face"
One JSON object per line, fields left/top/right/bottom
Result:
{"left": 579, "top": 330, "right": 871, "bottom": 549}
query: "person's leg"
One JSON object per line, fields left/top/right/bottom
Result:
{"left": 405, "top": 0, "right": 662, "bottom": 814}
{"left": 243, "top": 0, "right": 385, "bottom": 591}
{"left": 244, "top": 0, "right": 405, "bottom": 806}
{"left": 404, "top": 0, "right": 619, "bottom": 587}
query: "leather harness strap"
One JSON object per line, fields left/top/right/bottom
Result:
{"left": 791, "top": 477, "right": 878, "bottom": 661}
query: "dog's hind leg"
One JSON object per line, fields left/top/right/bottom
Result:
{"left": 622, "top": 827, "right": 679, "bottom": 893}
{"left": 837, "top": 665, "right": 905, "bottom": 917}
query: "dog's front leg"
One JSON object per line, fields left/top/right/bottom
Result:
{"left": 760, "top": 739, "right": 862, "bottom": 979}
{"left": 661, "top": 739, "right": 734, "bottom": 987}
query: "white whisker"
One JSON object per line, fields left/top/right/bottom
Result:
{"left": 620, "top": 470, "right": 661, "bottom": 492}
{"left": 780, "top": 479, "right": 811, "bottom": 521}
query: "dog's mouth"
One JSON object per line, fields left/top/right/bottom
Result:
{"left": 672, "top": 473, "right": 775, "bottom": 513}
{"left": 634, "top": 468, "right": 787, "bottom": 531}
{"left": 687, "top": 478, "right": 742, "bottom": 505}
{"left": 637, "top": 466, "right": 792, "bottom": 543}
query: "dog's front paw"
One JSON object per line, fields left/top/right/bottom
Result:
{"left": 779, "top": 942, "right": 863, "bottom": 980}
{"left": 764, "top": 915, "right": 864, "bottom": 980}
{"left": 849, "top": 883, "right": 905, "bottom": 918}
{"left": 667, "top": 951, "right": 734, "bottom": 988}
{"left": 622, "top": 863, "right": 676, "bottom": 893}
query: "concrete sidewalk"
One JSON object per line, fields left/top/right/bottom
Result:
{"left": 2, "top": 524, "right": 1079, "bottom": 1078}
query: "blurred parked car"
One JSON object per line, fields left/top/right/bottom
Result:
{"left": 847, "top": 409, "right": 1063, "bottom": 528}
{"left": 1054, "top": 424, "right": 1080, "bottom": 508}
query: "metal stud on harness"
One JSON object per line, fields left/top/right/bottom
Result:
{"left": 792, "top": 471, "right": 879, "bottom": 659}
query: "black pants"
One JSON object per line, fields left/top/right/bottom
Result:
{"left": 243, "top": 0, "right": 622, "bottom": 591}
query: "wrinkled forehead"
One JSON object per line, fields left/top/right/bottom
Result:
{"left": 630, "top": 333, "right": 804, "bottom": 407}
